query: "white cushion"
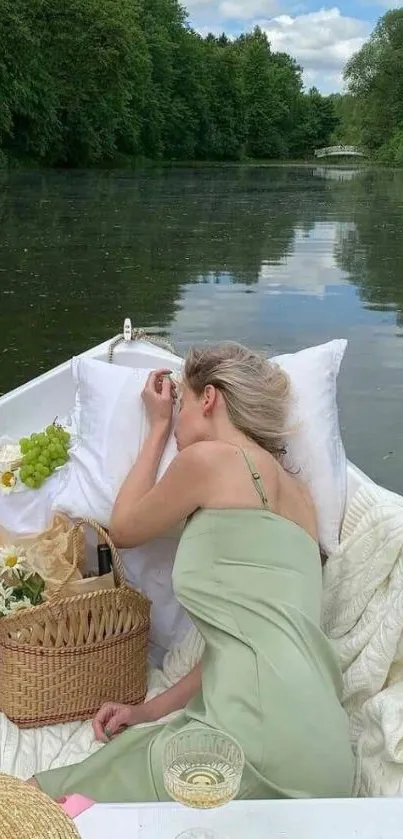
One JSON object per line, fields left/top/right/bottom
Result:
{"left": 55, "top": 357, "right": 178, "bottom": 526}
{"left": 273, "top": 339, "right": 347, "bottom": 556}
{"left": 52, "top": 339, "right": 347, "bottom": 650}
{"left": 52, "top": 357, "right": 189, "bottom": 660}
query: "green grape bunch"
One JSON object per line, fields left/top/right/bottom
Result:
{"left": 18, "top": 422, "right": 71, "bottom": 490}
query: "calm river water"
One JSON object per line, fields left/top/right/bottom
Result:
{"left": 0, "top": 165, "right": 402, "bottom": 492}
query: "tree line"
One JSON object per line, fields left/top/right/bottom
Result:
{"left": 331, "top": 9, "right": 403, "bottom": 164}
{"left": 0, "top": 0, "right": 337, "bottom": 167}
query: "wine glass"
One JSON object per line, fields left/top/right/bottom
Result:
{"left": 162, "top": 727, "right": 245, "bottom": 839}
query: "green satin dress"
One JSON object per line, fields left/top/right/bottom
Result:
{"left": 36, "top": 451, "right": 354, "bottom": 801}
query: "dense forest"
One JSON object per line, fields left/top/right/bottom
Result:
{"left": 0, "top": 0, "right": 337, "bottom": 167}
{"left": 331, "top": 9, "right": 403, "bottom": 164}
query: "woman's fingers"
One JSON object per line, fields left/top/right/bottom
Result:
{"left": 160, "top": 375, "right": 173, "bottom": 400}
{"left": 144, "top": 369, "right": 174, "bottom": 399}
{"left": 146, "top": 368, "right": 172, "bottom": 388}
{"left": 93, "top": 703, "right": 131, "bottom": 742}
{"left": 92, "top": 720, "right": 108, "bottom": 742}
{"left": 92, "top": 703, "right": 116, "bottom": 742}
{"left": 104, "top": 711, "right": 127, "bottom": 738}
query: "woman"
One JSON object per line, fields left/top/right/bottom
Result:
{"left": 34, "top": 342, "right": 354, "bottom": 801}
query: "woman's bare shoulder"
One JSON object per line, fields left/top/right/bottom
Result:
{"left": 278, "top": 468, "right": 318, "bottom": 542}
{"left": 172, "top": 442, "right": 230, "bottom": 483}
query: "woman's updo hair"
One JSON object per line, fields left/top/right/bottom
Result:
{"left": 184, "top": 342, "right": 290, "bottom": 460}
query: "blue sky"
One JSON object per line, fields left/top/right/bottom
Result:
{"left": 183, "top": 0, "right": 391, "bottom": 93}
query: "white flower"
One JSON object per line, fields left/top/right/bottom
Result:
{"left": 0, "top": 581, "right": 13, "bottom": 601}
{"left": 7, "top": 595, "right": 32, "bottom": 614}
{"left": 0, "top": 580, "right": 32, "bottom": 616}
{"left": 0, "top": 546, "right": 30, "bottom": 578}
{"left": 0, "top": 470, "right": 17, "bottom": 494}
{"left": 0, "top": 582, "right": 16, "bottom": 616}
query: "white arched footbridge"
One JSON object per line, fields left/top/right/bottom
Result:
{"left": 315, "top": 145, "right": 366, "bottom": 159}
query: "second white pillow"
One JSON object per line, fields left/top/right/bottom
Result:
{"left": 274, "top": 339, "right": 347, "bottom": 556}
{"left": 55, "top": 357, "right": 178, "bottom": 526}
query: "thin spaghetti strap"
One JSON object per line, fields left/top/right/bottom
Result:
{"left": 240, "top": 449, "right": 270, "bottom": 509}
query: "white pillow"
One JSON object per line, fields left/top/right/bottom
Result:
{"left": 273, "top": 339, "right": 347, "bottom": 555}
{"left": 54, "top": 357, "right": 178, "bottom": 526}
{"left": 52, "top": 357, "right": 189, "bottom": 659}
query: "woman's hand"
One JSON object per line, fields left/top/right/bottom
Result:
{"left": 92, "top": 701, "right": 151, "bottom": 743}
{"left": 142, "top": 368, "right": 176, "bottom": 434}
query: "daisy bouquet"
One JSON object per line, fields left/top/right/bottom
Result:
{"left": 0, "top": 545, "right": 45, "bottom": 616}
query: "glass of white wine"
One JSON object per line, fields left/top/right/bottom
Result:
{"left": 162, "top": 727, "right": 245, "bottom": 839}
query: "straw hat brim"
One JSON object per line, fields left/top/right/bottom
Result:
{"left": 0, "top": 774, "right": 81, "bottom": 839}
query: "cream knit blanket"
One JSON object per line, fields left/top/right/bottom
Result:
{"left": 322, "top": 483, "right": 403, "bottom": 796}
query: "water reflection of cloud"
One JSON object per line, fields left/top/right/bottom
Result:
{"left": 260, "top": 223, "right": 351, "bottom": 298}
{"left": 190, "top": 222, "right": 352, "bottom": 299}
{"left": 171, "top": 221, "right": 355, "bottom": 351}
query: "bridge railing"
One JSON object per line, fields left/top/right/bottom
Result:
{"left": 315, "top": 145, "right": 364, "bottom": 157}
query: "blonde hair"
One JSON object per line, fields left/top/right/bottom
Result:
{"left": 184, "top": 342, "right": 290, "bottom": 460}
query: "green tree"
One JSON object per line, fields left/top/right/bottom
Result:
{"left": 138, "top": 0, "right": 188, "bottom": 158}
{"left": 235, "top": 29, "right": 318, "bottom": 160}
{"left": 345, "top": 9, "right": 403, "bottom": 159}
{"left": 0, "top": 0, "right": 58, "bottom": 161}
{"left": 0, "top": 0, "right": 341, "bottom": 166}
{"left": 329, "top": 94, "right": 362, "bottom": 146}
{"left": 307, "top": 87, "right": 338, "bottom": 149}
{"left": 0, "top": 0, "right": 151, "bottom": 166}
{"left": 290, "top": 88, "right": 338, "bottom": 157}
{"left": 238, "top": 29, "right": 289, "bottom": 158}
{"left": 196, "top": 37, "right": 246, "bottom": 160}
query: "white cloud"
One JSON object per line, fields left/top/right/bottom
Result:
{"left": 259, "top": 8, "right": 370, "bottom": 90}
{"left": 220, "top": 0, "right": 278, "bottom": 18}
{"left": 184, "top": 0, "right": 278, "bottom": 23}
{"left": 183, "top": 2, "right": 371, "bottom": 92}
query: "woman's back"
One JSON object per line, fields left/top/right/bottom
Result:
{"left": 190, "top": 440, "right": 318, "bottom": 543}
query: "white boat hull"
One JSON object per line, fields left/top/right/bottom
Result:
{"left": 0, "top": 330, "right": 375, "bottom": 513}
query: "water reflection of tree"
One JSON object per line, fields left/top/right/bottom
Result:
{"left": 334, "top": 170, "right": 403, "bottom": 327}
{"left": 0, "top": 167, "right": 323, "bottom": 393}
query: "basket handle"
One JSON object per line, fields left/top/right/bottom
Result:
{"left": 46, "top": 518, "right": 126, "bottom": 605}
{"left": 78, "top": 518, "right": 126, "bottom": 587}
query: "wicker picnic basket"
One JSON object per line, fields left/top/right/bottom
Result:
{"left": 0, "top": 518, "right": 150, "bottom": 728}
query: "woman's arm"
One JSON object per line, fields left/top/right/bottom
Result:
{"left": 113, "top": 423, "right": 170, "bottom": 512}
{"left": 109, "top": 367, "right": 213, "bottom": 547}
{"left": 113, "top": 368, "right": 174, "bottom": 510}
{"left": 144, "top": 662, "right": 202, "bottom": 722}
{"left": 92, "top": 663, "right": 203, "bottom": 740}
{"left": 109, "top": 444, "right": 209, "bottom": 547}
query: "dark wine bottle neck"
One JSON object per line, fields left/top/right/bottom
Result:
{"left": 97, "top": 543, "right": 112, "bottom": 576}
